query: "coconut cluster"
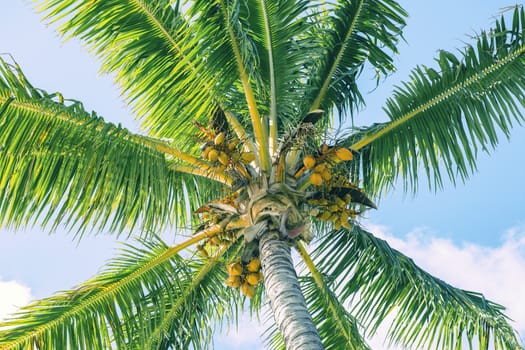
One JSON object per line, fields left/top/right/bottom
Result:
{"left": 308, "top": 194, "right": 355, "bottom": 230}
{"left": 296, "top": 144, "right": 364, "bottom": 230}
{"left": 296, "top": 144, "right": 353, "bottom": 187}
{"left": 225, "top": 258, "right": 263, "bottom": 298}
{"left": 197, "top": 126, "right": 256, "bottom": 171}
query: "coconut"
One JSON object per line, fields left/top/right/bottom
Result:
{"left": 241, "top": 152, "right": 256, "bottom": 163}
{"left": 303, "top": 155, "right": 316, "bottom": 169}
{"left": 335, "top": 147, "right": 353, "bottom": 161}
{"left": 227, "top": 262, "right": 243, "bottom": 276}
{"left": 225, "top": 275, "right": 241, "bottom": 288}
{"left": 218, "top": 151, "right": 229, "bottom": 166}
{"left": 214, "top": 132, "right": 225, "bottom": 145}
{"left": 245, "top": 273, "right": 260, "bottom": 286}
{"left": 207, "top": 149, "right": 219, "bottom": 162}
{"left": 241, "top": 282, "right": 255, "bottom": 298}
{"left": 310, "top": 173, "right": 323, "bottom": 186}
{"left": 246, "top": 258, "right": 261, "bottom": 272}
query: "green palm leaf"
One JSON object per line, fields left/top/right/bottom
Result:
{"left": 304, "top": 0, "right": 407, "bottom": 117}
{"left": 0, "top": 57, "right": 226, "bottom": 234}
{"left": 0, "top": 235, "right": 240, "bottom": 350}
{"left": 240, "top": 0, "right": 312, "bottom": 148}
{"left": 349, "top": 6, "right": 525, "bottom": 194}
{"left": 119, "top": 243, "right": 243, "bottom": 350}
{"left": 187, "top": 0, "right": 274, "bottom": 169}
{"left": 35, "top": 0, "right": 219, "bottom": 142}
{"left": 298, "top": 243, "right": 370, "bottom": 350}
{"left": 313, "top": 226, "right": 522, "bottom": 349}
{"left": 301, "top": 277, "right": 369, "bottom": 350}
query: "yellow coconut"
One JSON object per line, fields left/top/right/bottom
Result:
{"left": 319, "top": 211, "right": 331, "bottom": 221}
{"left": 328, "top": 205, "right": 339, "bottom": 213}
{"left": 231, "top": 151, "right": 241, "bottom": 161}
{"left": 227, "top": 262, "right": 243, "bottom": 276}
{"left": 335, "top": 196, "right": 346, "bottom": 208}
{"left": 245, "top": 273, "right": 260, "bottom": 286}
{"left": 303, "top": 155, "right": 316, "bottom": 169}
{"left": 218, "top": 151, "right": 229, "bottom": 166}
{"left": 246, "top": 258, "right": 261, "bottom": 272}
{"left": 214, "top": 132, "right": 225, "bottom": 146}
{"left": 310, "top": 173, "right": 323, "bottom": 186}
{"left": 329, "top": 213, "right": 340, "bottom": 222}
{"left": 241, "top": 282, "right": 255, "bottom": 298}
{"left": 202, "top": 146, "right": 213, "bottom": 160}
{"left": 335, "top": 147, "right": 353, "bottom": 161}
{"left": 228, "top": 142, "right": 237, "bottom": 152}
{"left": 207, "top": 149, "right": 219, "bottom": 162}
{"left": 225, "top": 275, "right": 241, "bottom": 288}
{"left": 241, "top": 152, "right": 256, "bottom": 163}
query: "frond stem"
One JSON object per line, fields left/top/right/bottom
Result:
{"left": 0, "top": 97, "right": 228, "bottom": 183}
{"left": 0, "top": 232, "right": 212, "bottom": 350}
{"left": 296, "top": 241, "right": 357, "bottom": 346}
{"left": 259, "top": 0, "right": 277, "bottom": 155}
{"left": 310, "top": 0, "right": 364, "bottom": 111}
{"left": 146, "top": 243, "right": 231, "bottom": 346}
{"left": 169, "top": 164, "right": 232, "bottom": 186}
{"left": 218, "top": 0, "right": 271, "bottom": 172}
{"left": 148, "top": 140, "right": 216, "bottom": 170}
{"left": 350, "top": 44, "right": 525, "bottom": 151}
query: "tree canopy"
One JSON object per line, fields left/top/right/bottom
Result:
{"left": 0, "top": 1, "right": 523, "bottom": 349}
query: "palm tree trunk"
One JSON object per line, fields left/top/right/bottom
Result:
{"left": 259, "top": 230, "right": 324, "bottom": 350}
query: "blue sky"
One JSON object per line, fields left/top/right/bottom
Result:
{"left": 0, "top": 1, "right": 524, "bottom": 349}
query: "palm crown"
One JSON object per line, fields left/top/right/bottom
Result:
{"left": 0, "top": 1, "right": 524, "bottom": 349}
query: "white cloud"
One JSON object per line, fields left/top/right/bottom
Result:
{"left": 364, "top": 223, "right": 525, "bottom": 344}
{"left": 0, "top": 279, "right": 32, "bottom": 321}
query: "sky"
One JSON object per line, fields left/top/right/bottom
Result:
{"left": 0, "top": 1, "right": 524, "bottom": 349}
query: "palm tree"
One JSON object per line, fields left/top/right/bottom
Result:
{"left": 0, "top": 0, "right": 523, "bottom": 349}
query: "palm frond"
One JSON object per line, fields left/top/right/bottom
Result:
{"left": 118, "top": 243, "right": 243, "bottom": 350}
{"left": 313, "top": 226, "right": 522, "bottom": 349}
{"left": 240, "top": 0, "right": 312, "bottom": 151}
{"left": 188, "top": 0, "right": 271, "bottom": 170}
{"left": 0, "top": 57, "right": 226, "bottom": 234}
{"left": 35, "top": 0, "right": 219, "bottom": 143}
{"left": 300, "top": 277, "right": 369, "bottom": 350}
{"left": 0, "top": 234, "right": 238, "bottom": 350}
{"left": 262, "top": 308, "right": 286, "bottom": 350}
{"left": 304, "top": 0, "right": 407, "bottom": 118}
{"left": 349, "top": 6, "right": 525, "bottom": 195}
{"left": 296, "top": 242, "right": 370, "bottom": 350}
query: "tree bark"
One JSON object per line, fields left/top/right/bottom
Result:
{"left": 259, "top": 230, "right": 324, "bottom": 350}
